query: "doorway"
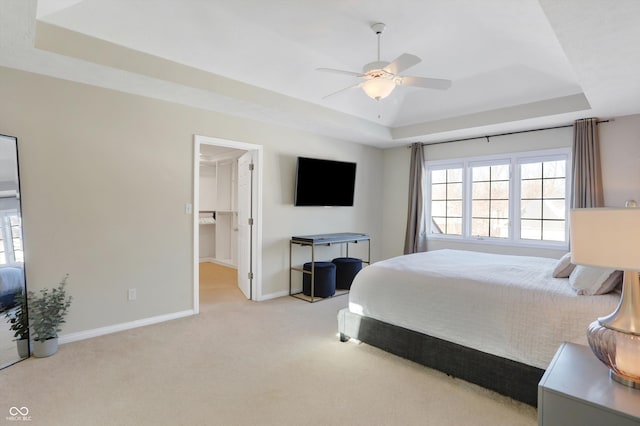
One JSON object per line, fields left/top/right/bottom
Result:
{"left": 193, "top": 135, "right": 263, "bottom": 311}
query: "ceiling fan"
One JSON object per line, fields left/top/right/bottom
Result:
{"left": 317, "top": 23, "right": 452, "bottom": 101}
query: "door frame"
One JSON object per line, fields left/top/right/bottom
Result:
{"left": 193, "top": 135, "right": 263, "bottom": 310}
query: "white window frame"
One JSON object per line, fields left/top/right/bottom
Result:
{"left": 425, "top": 148, "right": 571, "bottom": 249}
{"left": 429, "top": 162, "right": 465, "bottom": 237}
{"left": 0, "top": 209, "right": 21, "bottom": 265}
{"left": 467, "top": 157, "right": 512, "bottom": 240}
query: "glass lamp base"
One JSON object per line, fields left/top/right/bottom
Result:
{"left": 588, "top": 320, "right": 640, "bottom": 389}
{"left": 610, "top": 370, "right": 640, "bottom": 389}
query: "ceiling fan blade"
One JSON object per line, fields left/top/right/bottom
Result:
{"left": 398, "top": 76, "right": 452, "bottom": 90}
{"left": 322, "top": 82, "right": 362, "bottom": 99}
{"left": 316, "top": 68, "right": 364, "bottom": 77}
{"left": 384, "top": 53, "right": 421, "bottom": 75}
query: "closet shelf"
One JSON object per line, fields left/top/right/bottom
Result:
{"left": 198, "top": 211, "right": 216, "bottom": 225}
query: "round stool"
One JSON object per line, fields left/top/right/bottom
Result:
{"left": 332, "top": 257, "right": 363, "bottom": 290}
{"left": 302, "top": 262, "right": 336, "bottom": 298}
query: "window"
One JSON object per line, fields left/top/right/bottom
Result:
{"left": 519, "top": 159, "right": 566, "bottom": 242}
{"left": 0, "top": 210, "right": 22, "bottom": 265}
{"left": 426, "top": 148, "right": 570, "bottom": 248}
{"left": 430, "top": 167, "right": 463, "bottom": 235}
{"left": 471, "top": 162, "right": 510, "bottom": 238}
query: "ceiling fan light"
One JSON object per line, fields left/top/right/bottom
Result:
{"left": 362, "top": 78, "right": 396, "bottom": 100}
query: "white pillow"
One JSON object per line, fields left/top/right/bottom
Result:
{"left": 569, "top": 265, "right": 623, "bottom": 295}
{"left": 552, "top": 252, "right": 575, "bottom": 278}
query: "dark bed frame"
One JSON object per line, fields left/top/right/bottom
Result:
{"left": 339, "top": 311, "right": 545, "bottom": 407}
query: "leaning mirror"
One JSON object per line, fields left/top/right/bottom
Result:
{"left": 0, "top": 134, "right": 28, "bottom": 368}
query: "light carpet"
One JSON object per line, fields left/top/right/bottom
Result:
{"left": 0, "top": 263, "right": 536, "bottom": 425}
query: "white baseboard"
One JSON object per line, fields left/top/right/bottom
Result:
{"left": 58, "top": 309, "right": 196, "bottom": 345}
{"left": 258, "top": 289, "right": 289, "bottom": 301}
{"left": 211, "top": 258, "right": 236, "bottom": 268}
{"left": 199, "top": 258, "right": 237, "bottom": 268}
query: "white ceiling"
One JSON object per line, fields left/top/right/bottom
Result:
{"left": 199, "top": 145, "right": 245, "bottom": 164}
{"left": 2, "top": 0, "right": 640, "bottom": 148}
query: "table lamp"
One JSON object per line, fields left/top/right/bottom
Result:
{"left": 570, "top": 207, "right": 640, "bottom": 388}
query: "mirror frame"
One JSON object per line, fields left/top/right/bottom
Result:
{"left": 0, "top": 133, "right": 29, "bottom": 368}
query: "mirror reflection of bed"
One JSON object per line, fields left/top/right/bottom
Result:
{"left": 1, "top": 267, "right": 26, "bottom": 366}
{"left": 0, "top": 134, "right": 28, "bottom": 369}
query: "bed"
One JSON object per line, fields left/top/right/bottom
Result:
{"left": 337, "top": 249, "right": 621, "bottom": 406}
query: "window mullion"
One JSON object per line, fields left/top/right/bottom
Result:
{"left": 0, "top": 215, "right": 10, "bottom": 265}
{"left": 540, "top": 162, "right": 545, "bottom": 240}
{"left": 463, "top": 161, "right": 469, "bottom": 238}
{"left": 512, "top": 157, "right": 520, "bottom": 242}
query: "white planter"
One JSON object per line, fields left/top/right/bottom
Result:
{"left": 32, "top": 338, "right": 58, "bottom": 358}
{"left": 16, "top": 339, "right": 29, "bottom": 358}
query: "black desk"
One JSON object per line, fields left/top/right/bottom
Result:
{"left": 289, "top": 233, "right": 370, "bottom": 302}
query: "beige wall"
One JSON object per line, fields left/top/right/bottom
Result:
{"left": 599, "top": 115, "right": 640, "bottom": 207}
{"left": 381, "top": 146, "right": 411, "bottom": 260}
{"left": 381, "top": 116, "right": 640, "bottom": 259}
{"left": 423, "top": 126, "right": 572, "bottom": 160}
{"left": 0, "top": 66, "right": 383, "bottom": 336}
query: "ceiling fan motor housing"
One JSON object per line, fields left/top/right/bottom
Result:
{"left": 371, "top": 23, "right": 386, "bottom": 34}
{"left": 363, "top": 61, "right": 391, "bottom": 76}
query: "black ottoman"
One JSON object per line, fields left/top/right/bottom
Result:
{"left": 332, "top": 257, "right": 363, "bottom": 290}
{"left": 302, "top": 262, "right": 336, "bottom": 298}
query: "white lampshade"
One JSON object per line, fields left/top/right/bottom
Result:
{"left": 362, "top": 78, "right": 395, "bottom": 100}
{"left": 570, "top": 208, "right": 640, "bottom": 271}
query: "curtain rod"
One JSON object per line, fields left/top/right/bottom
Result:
{"left": 418, "top": 119, "right": 611, "bottom": 147}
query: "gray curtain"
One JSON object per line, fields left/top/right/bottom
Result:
{"left": 403, "top": 143, "right": 428, "bottom": 254}
{"left": 572, "top": 118, "right": 604, "bottom": 208}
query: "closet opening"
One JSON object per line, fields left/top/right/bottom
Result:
{"left": 193, "top": 135, "right": 263, "bottom": 311}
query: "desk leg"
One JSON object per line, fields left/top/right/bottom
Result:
{"left": 310, "top": 244, "right": 315, "bottom": 302}
{"left": 289, "top": 240, "right": 292, "bottom": 296}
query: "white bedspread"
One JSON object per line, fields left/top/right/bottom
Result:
{"left": 348, "top": 249, "right": 620, "bottom": 369}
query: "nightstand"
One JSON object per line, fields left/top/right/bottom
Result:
{"left": 538, "top": 342, "right": 640, "bottom": 425}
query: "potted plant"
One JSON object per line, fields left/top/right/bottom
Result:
{"left": 28, "top": 274, "right": 72, "bottom": 358}
{"left": 3, "top": 291, "right": 29, "bottom": 358}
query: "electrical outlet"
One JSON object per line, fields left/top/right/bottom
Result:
{"left": 128, "top": 288, "right": 136, "bottom": 301}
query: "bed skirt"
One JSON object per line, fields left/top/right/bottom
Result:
{"left": 337, "top": 308, "right": 544, "bottom": 407}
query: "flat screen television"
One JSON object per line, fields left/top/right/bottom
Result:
{"left": 294, "top": 157, "right": 356, "bottom": 206}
